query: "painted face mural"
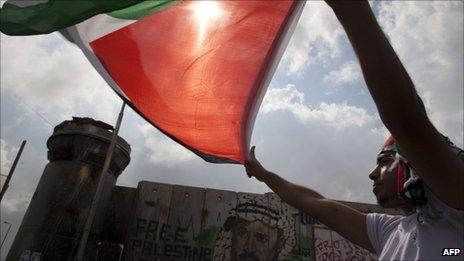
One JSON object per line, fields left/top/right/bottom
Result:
{"left": 230, "top": 220, "right": 281, "bottom": 260}
{"left": 213, "top": 194, "right": 296, "bottom": 261}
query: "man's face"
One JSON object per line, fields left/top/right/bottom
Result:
{"left": 230, "top": 220, "right": 280, "bottom": 261}
{"left": 368, "top": 151, "right": 407, "bottom": 208}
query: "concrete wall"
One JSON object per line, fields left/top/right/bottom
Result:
{"left": 104, "top": 181, "right": 402, "bottom": 261}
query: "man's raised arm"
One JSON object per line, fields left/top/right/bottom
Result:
{"left": 327, "top": 1, "right": 463, "bottom": 209}
{"left": 245, "top": 147, "right": 375, "bottom": 253}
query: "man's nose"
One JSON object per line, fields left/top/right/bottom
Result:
{"left": 244, "top": 235, "right": 257, "bottom": 252}
{"left": 369, "top": 166, "right": 380, "bottom": 181}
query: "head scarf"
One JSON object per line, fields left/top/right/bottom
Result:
{"left": 379, "top": 135, "right": 427, "bottom": 205}
{"left": 380, "top": 136, "right": 410, "bottom": 193}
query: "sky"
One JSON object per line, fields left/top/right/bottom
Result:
{"left": 1, "top": 1, "right": 463, "bottom": 258}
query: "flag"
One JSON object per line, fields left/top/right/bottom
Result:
{"left": 0, "top": 0, "right": 146, "bottom": 35}
{"left": 2, "top": 0, "right": 305, "bottom": 164}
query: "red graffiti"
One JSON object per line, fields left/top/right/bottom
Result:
{"left": 314, "top": 228, "right": 376, "bottom": 261}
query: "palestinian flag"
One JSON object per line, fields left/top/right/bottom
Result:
{"left": 1, "top": 0, "right": 305, "bottom": 164}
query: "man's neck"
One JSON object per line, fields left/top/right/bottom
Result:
{"left": 400, "top": 204, "right": 416, "bottom": 215}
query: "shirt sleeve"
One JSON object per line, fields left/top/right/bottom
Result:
{"left": 366, "top": 213, "right": 401, "bottom": 255}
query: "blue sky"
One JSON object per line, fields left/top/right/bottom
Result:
{"left": 1, "top": 1, "right": 463, "bottom": 257}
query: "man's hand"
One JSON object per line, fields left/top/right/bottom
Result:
{"left": 324, "top": 0, "right": 367, "bottom": 11}
{"left": 324, "top": 0, "right": 371, "bottom": 20}
{"left": 324, "top": 0, "right": 348, "bottom": 9}
{"left": 244, "top": 146, "right": 268, "bottom": 182}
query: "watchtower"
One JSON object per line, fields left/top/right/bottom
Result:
{"left": 7, "top": 117, "right": 131, "bottom": 260}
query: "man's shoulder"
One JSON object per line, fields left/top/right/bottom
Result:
{"left": 367, "top": 212, "right": 404, "bottom": 219}
{"left": 367, "top": 212, "right": 405, "bottom": 230}
{"left": 366, "top": 212, "right": 408, "bottom": 255}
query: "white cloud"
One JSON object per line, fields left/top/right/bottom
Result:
{"left": 138, "top": 122, "right": 154, "bottom": 137}
{"left": 323, "top": 61, "right": 361, "bottom": 86}
{"left": 1, "top": 139, "right": 12, "bottom": 175}
{"left": 137, "top": 124, "right": 195, "bottom": 165}
{"left": 253, "top": 85, "right": 386, "bottom": 204}
{"left": 261, "top": 84, "right": 374, "bottom": 129}
{"left": 1, "top": 196, "right": 30, "bottom": 216}
{"left": 1, "top": 195, "right": 30, "bottom": 259}
{"left": 0, "top": 33, "right": 120, "bottom": 124}
{"left": 282, "top": 2, "right": 344, "bottom": 76}
{"left": 377, "top": 1, "right": 463, "bottom": 146}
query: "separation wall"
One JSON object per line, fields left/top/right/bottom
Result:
{"left": 115, "top": 181, "right": 398, "bottom": 260}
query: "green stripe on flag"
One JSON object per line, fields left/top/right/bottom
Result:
{"left": 108, "top": 0, "right": 181, "bottom": 20}
{"left": 0, "top": 0, "right": 145, "bottom": 35}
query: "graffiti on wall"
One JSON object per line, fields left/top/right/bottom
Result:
{"left": 212, "top": 194, "right": 297, "bottom": 260}
{"left": 129, "top": 219, "right": 212, "bottom": 259}
{"left": 127, "top": 194, "right": 312, "bottom": 260}
{"left": 124, "top": 182, "right": 376, "bottom": 261}
{"left": 313, "top": 226, "right": 376, "bottom": 261}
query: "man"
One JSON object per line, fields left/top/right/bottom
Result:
{"left": 245, "top": 1, "right": 464, "bottom": 260}
{"left": 213, "top": 194, "right": 296, "bottom": 260}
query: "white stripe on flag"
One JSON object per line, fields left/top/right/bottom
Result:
{"left": 61, "top": 14, "right": 137, "bottom": 101}
{"left": 75, "top": 13, "right": 136, "bottom": 43}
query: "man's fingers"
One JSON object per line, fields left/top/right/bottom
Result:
{"left": 250, "top": 146, "right": 256, "bottom": 159}
{"left": 244, "top": 166, "right": 252, "bottom": 178}
{"left": 244, "top": 162, "right": 252, "bottom": 177}
{"left": 245, "top": 146, "right": 259, "bottom": 179}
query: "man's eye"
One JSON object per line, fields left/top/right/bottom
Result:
{"left": 378, "top": 159, "right": 388, "bottom": 165}
{"left": 377, "top": 157, "right": 391, "bottom": 166}
{"left": 255, "top": 233, "right": 269, "bottom": 243}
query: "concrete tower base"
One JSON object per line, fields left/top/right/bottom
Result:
{"left": 7, "top": 117, "right": 131, "bottom": 260}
